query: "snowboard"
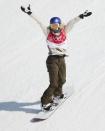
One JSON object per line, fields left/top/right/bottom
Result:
{"left": 31, "top": 86, "right": 73, "bottom": 123}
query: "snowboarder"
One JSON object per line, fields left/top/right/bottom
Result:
{"left": 21, "top": 5, "right": 92, "bottom": 111}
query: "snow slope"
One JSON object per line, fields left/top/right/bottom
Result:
{"left": 0, "top": 0, "right": 105, "bottom": 130}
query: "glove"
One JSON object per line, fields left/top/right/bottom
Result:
{"left": 79, "top": 10, "right": 92, "bottom": 19}
{"left": 21, "top": 4, "right": 32, "bottom": 15}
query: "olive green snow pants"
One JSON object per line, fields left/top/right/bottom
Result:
{"left": 41, "top": 55, "right": 66, "bottom": 105}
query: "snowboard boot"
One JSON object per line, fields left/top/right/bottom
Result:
{"left": 54, "top": 93, "right": 64, "bottom": 99}
{"left": 59, "top": 94, "right": 64, "bottom": 99}
{"left": 53, "top": 94, "right": 65, "bottom": 104}
{"left": 42, "top": 100, "right": 53, "bottom": 111}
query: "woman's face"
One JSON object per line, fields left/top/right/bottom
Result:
{"left": 50, "top": 23, "right": 62, "bottom": 36}
{"left": 50, "top": 23, "right": 60, "bottom": 30}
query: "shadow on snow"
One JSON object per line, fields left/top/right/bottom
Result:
{"left": 0, "top": 101, "right": 41, "bottom": 114}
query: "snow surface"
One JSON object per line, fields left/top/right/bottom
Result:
{"left": 0, "top": 0, "right": 105, "bottom": 130}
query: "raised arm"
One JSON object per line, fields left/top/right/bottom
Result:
{"left": 64, "top": 16, "right": 81, "bottom": 33}
{"left": 20, "top": 5, "right": 47, "bottom": 36}
{"left": 30, "top": 14, "right": 47, "bottom": 36}
{"left": 64, "top": 10, "right": 92, "bottom": 33}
